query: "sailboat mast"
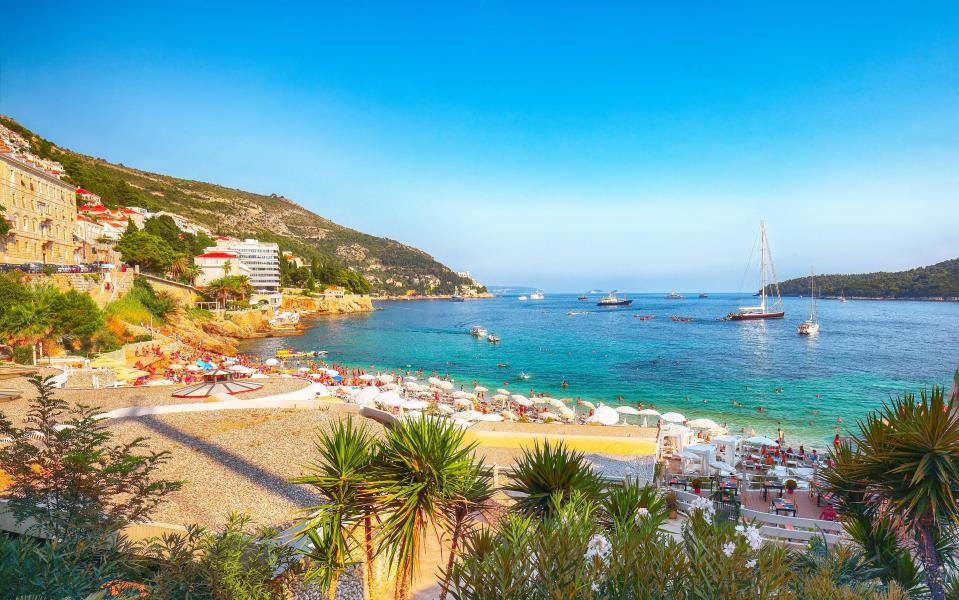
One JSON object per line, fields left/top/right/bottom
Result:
{"left": 759, "top": 221, "right": 767, "bottom": 311}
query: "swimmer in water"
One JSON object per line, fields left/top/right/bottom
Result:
{"left": 757, "top": 406, "right": 766, "bottom": 413}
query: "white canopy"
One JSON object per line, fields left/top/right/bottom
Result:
{"left": 354, "top": 386, "right": 380, "bottom": 404}
{"left": 475, "top": 413, "right": 504, "bottom": 422}
{"left": 496, "top": 388, "right": 511, "bottom": 395}
{"left": 453, "top": 410, "right": 483, "bottom": 421}
{"left": 474, "top": 386, "right": 488, "bottom": 392}
{"left": 638, "top": 408, "right": 661, "bottom": 416}
{"left": 579, "top": 400, "right": 596, "bottom": 410}
{"left": 688, "top": 418, "right": 721, "bottom": 430}
{"left": 439, "top": 380, "right": 454, "bottom": 391}
{"left": 453, "top": 398, "right": 474, "bottom": 408}
{"left": 660, "top": 412, "right": 687, "bottom": 423}
{"left": 616, "top": 406, "right": 641, "bottom": 415}
{"left": 401, "top": 399, "right": 429, "bottom": 410}
{"left": 587, "top": 405, "right": 619, "bottom": 426}
{"left": 558, "top": 406, "right": 576, "bottom": 420}
{"left": 745, "top": 435, "right": 778, "bottom": 446}
{"left": 377, "top": 373, "right": 394, "bottom": 384}
{"left": 510, "top": 395, "right": 533, "bottom": 407}
{"left": 492, "top": 394, "right": 509, "bottom": 402}
{"left": 428, "top": 376, "right": 443, "bottom": 386}
{"left": 545, "top": 398, "right": 566, "bottom": 409}
{"left": 435, "top": 404, "right": 454, "bottom": 415}
{"left": 500, "top": 410, "right": 519, "bottom": 421}
{"left": 357, "top": 373, "right": 376, "bottom": 381}
{"left": 265, "top": 358, "right": 279, "bottom": 366}
{"left": 374, "top": 391, "right": 403, "bottom": 407}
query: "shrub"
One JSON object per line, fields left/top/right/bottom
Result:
{"left": 12, "top": 344, "right": 33, "bottom": 364}
{"left": 504, "top": 442, "right": 603, "bottom": 518}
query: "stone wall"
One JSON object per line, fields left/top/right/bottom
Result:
{"left": 281, "top": 294, "right": 374, "bottom": 314}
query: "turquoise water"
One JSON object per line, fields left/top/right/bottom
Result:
{"left": 241, "top": 294, "right": 959, "bottom": 447}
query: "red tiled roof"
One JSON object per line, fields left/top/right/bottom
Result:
{"left": 76, "top": 187, "right": 91, "bottom": 194}
{"left": 80, "top": 204, "right": 109, "bottom": 212}
{"left": 195, "top": 252, "right": 238, "bottom": 259}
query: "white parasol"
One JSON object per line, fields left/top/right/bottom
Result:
{"left": 660, "top": 412, "right": 687, "bottom": 424}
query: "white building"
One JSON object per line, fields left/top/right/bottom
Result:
{"left": 193, "top": 251, "right": 253, "bottom": 287}
{"left": 205, "top": 238, "right": 280, "bottom": 293}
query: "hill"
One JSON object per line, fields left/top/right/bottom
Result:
{"left": 0, "top": 116, "right": 480, "bottom": 295}
{"left": 774, "top": 258, "right": 959, "bottom": 299}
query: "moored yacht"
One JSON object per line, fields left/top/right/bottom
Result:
{"left": 726, "top": 221, "right": 785, "bottom": 321}
{"left": 666, "top": 291, "right": 684, "bottom": 299}
{"left": 518, "top": 295, "right": 528, "bottom": 301}
{"left": 597, "top": 291, "right": 633, "bottom": 306}
{"left": 530, "top": 291, "right": 545, "bottom": 300}
{"left": 798, "top": 268, "right": 820, "bottom": 336}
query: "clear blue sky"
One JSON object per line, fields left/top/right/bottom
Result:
{"left": 3, "top": 2, "right": 957, "bottom": 291}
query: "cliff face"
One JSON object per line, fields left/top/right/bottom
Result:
{"left": 168, "top": 308, "right": 274, "bottom": 355}
{"left": 281, "top": 295, "right": 374, "bottom": 314}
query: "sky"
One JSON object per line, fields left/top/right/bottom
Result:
{"left": 2, "top": 1, "right": 957, "bottom": 291}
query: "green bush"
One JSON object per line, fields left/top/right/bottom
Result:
{"left": 12, "top": 345, "right": 33, "bottom": 364}
{"left": 187, "top": 307, "right": 214, "bottom": 321}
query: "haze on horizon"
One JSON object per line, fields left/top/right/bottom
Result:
{"left": 3, "top": 2, "right": 957, "bottom": 292}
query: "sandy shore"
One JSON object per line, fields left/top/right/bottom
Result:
{"left": 0, "top": 372, "right": 312, "bottom": 427}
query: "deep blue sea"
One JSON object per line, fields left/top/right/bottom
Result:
{"left": 241, "top": 293, "right": 959, "bottom": 447}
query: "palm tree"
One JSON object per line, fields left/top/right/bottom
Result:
{"left": 370, "top": 417, "right": 477, "bottom": 600}
{"left": 293, "top": 418, "right": 377, "bottom": 600}
{"left": 504, "top": 441, "right": 603, "bottom": 519}
{"left": 822, "top": 385, "right": 959, "bottom": 600}
{"left": 166, "top": 256, "right": 191, "bottom": 281}
{"left": 438, "top": 462, "right": 493, "bottom": 600}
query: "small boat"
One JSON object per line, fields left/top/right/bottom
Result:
{"left": 450, "top": 294, "right": 465, "bottom": 302}
{"left": 487, "top": 333, "right": 500, "bottom": 343}
{"left": 798, "top": 268, "right": 821, "bottom": 336}
{"left": 518, "top": 295, "right": 528, "bottom": 301}
{"left": 469, "top": 326, "right": 488, "bottom": 337}
{"left": 839, "top": 289, "right": 848, "bottom": 303}
{"left": 699, "top": 292, "right": 709, "bottom": 298}
{"left": 517, "top": 372, "right": 531, "bottom": 380}
{"left": 726, "top": 221, "right": 785, "bottom": 321}
{"left": 597, "top": 291, "right": 633, "bottom": 307}
{"left": 530, "top": 291, "right": 545, "bottom": 300}
{"left": 577, "top": 295, "right": 589, "bottom": 301}
{"left": 666, "top": 291, "right": 684, "bottom": 300}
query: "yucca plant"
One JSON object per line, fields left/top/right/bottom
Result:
{"left": 504, "top": 441, "right": 603, "bottom": 518}
{"left": 370, "top": 416, "right": 477, "bottom": 600}
{"left": 293, "top": 417, "right": 378, "bottom": 599}
{"left": 822, "top": 385, "right": 959, "bottom": 600}
{"left": 598, "top": 480, "right": 669, "bottom": 534}
{"left": 438, "top": 462, "right": 493, "bottom": 600}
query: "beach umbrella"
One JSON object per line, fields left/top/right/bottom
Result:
{"left": 453, "top": 398, "right": 473, "bottom": 409}
{"left": 382, "top": 383, "right": 402, "bottom": 391}
{"left": 404, "top": 375, "right": 417, "bottom": 381}
{"left": 579, "top": 400, "right": 596, "bottom": 410}
{"left": 298, "top": 367, "right": 311, "bottom": 372}
{"left": 374, "top": 392, "right": 403, "bottom": 408}
{"left": 358, "top": 373, "right": 376, "bottom": 381}
{"left": 323, "top": 368, "right": 340, "bottom": 377}
{"left": 616, "top": 406, "right": 641, "bottom": 415}
{"left": 688, "top": 418, "right": 721, "bottom": 430}
{"left": 637, "top": 408, "right": 660, "bottom": 427}
{"left": 404, "top": 380, "right": 421, "bottom": 390}
{"left": 452, "top": 390, "right": 472, "bottom": 398}
{"left": 439, "top": 380, "right": 454, "bottom": 391}
{"left": 587, "top": 405, "right": 619, "bottom": 426}
{"left": 545, "top": 397, "right": 566, "bottom": 409}
{"left": 745, "top": 435, "right": 778, "bottom": 447}
{"left": 354, "top": 386, "right": 380, "bottom": 405}
{"left": 558, "top": 406, "right": 576, "bottom": 420}
{"left": 435, "top": 404, "right": 454, "bottom": 415}
{"left": 660, "top": 411, "right": 686, "bottom": 424}
{"left": 511, "top": 395, "right": 533, "bottom": 408}
{"left": 492, "top": 394, "right": 508, "bottom": 402}
{"left": 539, "top": 411, "right": 561, "bottom": 421}
{"left": 500, "top": 410, "right": 519, "bottom": 421}
{"left": 168, "top": 363, "right": 185, "bottom": 370}
{"left": 453, "top": 410, "right": 482, "bottom": 421}
{"left": 265, "top": 358, "right": 279, "bottom": 366}
{"left": 475, "top": 413, "right": 504, "bottom": 422}
{"left": 428, "top": 376, "right": 443, "bottom": 386}
{"left": 402, "top": 399, "right": 429, "bottom": 410}
{"left": 474, "top": 386, "right": 488, "bottom": 393}
{"left": 377, "top": 373, "right": 394, "bottom": 384}
{"left": 496, "top": 388, "right": 510, "bottom": 395}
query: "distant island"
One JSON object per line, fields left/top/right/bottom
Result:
{"left": 773, "top": 258, "right": 959, "bottom": 300}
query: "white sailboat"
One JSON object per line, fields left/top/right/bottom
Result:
{"left": 727, "top": 221, "right": 785, "bottom": 320}
{"left": 798, "top": 267, "right": 820, "bottom": 336}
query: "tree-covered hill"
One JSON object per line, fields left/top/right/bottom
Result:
{"left": 774, "top": 258, "right": 959, "bottom": 299}
{"left": 0, "top": 116, "right": 478, "bottom": 295}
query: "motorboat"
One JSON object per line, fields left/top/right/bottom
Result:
{"left": 597, "top": 291, "right": 633, "bottom": 307}
{"left": 666, "top": 291, "right": 684, "bottom": 300}
{"left": 450, "top": 294, "right": 465, "bottom": 302}
{"left": 530, "top": 291, "right": 545, "bottom": 300}
{"left": 518, "top": 295, "right": 528, "bottom": 301}
{"left": 726, "top": 221, "right": 785, "bottom": 321}
{"left": 487, "top": 333, "right": 500, "bottom": 343}
{"left": 798, "top": 268, "right": 821, "bottom": 336}
{"left": 577, "top": 295, "right": 589, "bottom": 301}
{"left": 469, "top": 326, "right": 488, "bottom": 337}
{"left": 698, "top": 293, "right": 709, "bottom": 298}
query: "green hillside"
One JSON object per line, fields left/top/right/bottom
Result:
{"left": 0, "top": 116, "right": 478, "bottom": 295}
{"left": 774, "top": 258, "right": 959, "bottom": 299}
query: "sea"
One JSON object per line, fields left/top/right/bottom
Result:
{"left": 240, "top": 293, "right": 959, "bottom": 448}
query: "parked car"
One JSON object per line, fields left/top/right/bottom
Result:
{"left": 19, "top": 263, "right": 44, "bottom": 273}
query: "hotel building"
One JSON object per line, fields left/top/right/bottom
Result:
{"left": 0, "top": 146, "right": 80, "bottom": 265}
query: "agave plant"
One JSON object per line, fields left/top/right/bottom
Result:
{"left": 370, "top": 416, "right": 477, "bottom": 600}
{"left": 504, "top": 441, "right": 603, "bottom": 518}
{"left": 598, "top": 480, "right": 669, "bottom": 534}
{"left": 822, "top": 386, "right": 959, "bottom": 600}
{"left": 293, "top": 417, "right": 378, "bottom": 600}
